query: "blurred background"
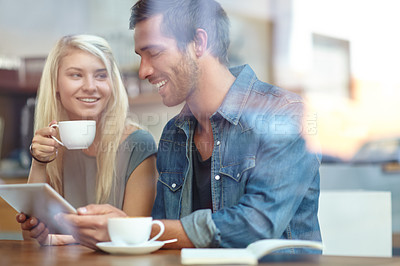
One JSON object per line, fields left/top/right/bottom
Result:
{"left": 1, "top": 0, "right": 400, "bottom": 163}
{"left": 0, "top": 0, "right": 399, "bottom": 253}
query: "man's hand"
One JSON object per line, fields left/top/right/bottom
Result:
{"left": 55, "top": 204, "right": 127, "bottom": 249}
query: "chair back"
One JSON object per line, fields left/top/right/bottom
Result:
{"left": 318, "top": 190, "right": 392, "bottom": 257}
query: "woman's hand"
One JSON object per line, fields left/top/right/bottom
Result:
{"left": 16, "top": 213, "right": 50, "bottom": 245}
{"left": 30, "top": 121, "right": 60, "bottom": 164}
{"left": 16, "top": 213, "right": 78, "bottom": 246}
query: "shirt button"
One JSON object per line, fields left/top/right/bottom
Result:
{"left": 215, "top": 175, "right": 220, "bottom": 181}
{"left": 237, "top": 173, "right": 240, "bottom": 178}
{"left": 216, "top": 141, "right": 221, "bottom": 146}
{"left": 171, "top": 183, "right": 177, "bottom": 188}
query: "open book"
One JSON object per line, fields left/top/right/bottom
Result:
{"left": 181, "top": 239, "right": 323, "bottom": 265}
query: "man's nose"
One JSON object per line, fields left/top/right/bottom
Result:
{"left": 138, "top": 58, "right": 154, "bottom": 80}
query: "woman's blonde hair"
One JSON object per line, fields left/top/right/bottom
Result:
{"left": 35, "top": 34, "right": 128, "bottom": 203}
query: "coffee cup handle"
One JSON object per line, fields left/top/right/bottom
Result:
{"left": 148, "top": 220, "right": 165, "bottom": 242}
{"left": 50, "top": 124, "right": 65, "bottom": 146}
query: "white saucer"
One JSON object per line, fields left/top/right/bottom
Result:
{"left": 96, "top": 241, "right": 164, "bottom": 255}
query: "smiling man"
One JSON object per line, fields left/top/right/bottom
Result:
{"left": 129, "top": 0, "right": 322, "bottom": 251}
{"left": 58, "top": 0, "right": 322, "bottom": 252}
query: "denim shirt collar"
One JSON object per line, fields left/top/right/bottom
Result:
{"left": 174, "top": 64, "right": 257, "bottom": 130}
{"left": 218, "top": 64, "right": 257, "bottom": 125}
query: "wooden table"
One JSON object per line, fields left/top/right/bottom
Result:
{"left": 1, "top": 240, "right": 399, "bottom": 266}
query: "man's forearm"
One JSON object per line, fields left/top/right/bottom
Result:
{"left": 151, "top": 219, "right": 195, "bottom": 249}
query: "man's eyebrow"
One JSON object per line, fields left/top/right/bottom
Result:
{"left": 135, "top": 44, "right": 164, "bottom": 55}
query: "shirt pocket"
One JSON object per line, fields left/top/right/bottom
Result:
{"left": 219, "top": 156, "right": 256, "bottom": 182}
{"left": 158, "top": 172, "right": 184, "bottom": 192}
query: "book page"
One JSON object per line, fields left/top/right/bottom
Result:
{"left": 181, "top": 248, "right": 257, "bottom": 265}
{"left": 247, "top": 239, "right": 323, "bottom": 259}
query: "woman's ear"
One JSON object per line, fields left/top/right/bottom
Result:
{"left": 194, "top": 29, "right": 208, "bottom": 57}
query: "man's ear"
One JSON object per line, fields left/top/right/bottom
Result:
{"left": 194, "top": 29, "right": 208, "bottom": 57}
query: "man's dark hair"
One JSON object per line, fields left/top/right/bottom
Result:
{"left": 130, "top": 0, "right": 230, "bottom": 66}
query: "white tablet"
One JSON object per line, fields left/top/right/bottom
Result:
{"left": 0, "top": 183, "right": 77, "bottom": 234}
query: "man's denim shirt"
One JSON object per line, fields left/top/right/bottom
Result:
{"left": 152, "top": 65, "right": 322, "bottom": 252}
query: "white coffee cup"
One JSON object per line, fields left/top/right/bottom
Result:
{"left": 50, "top": 120, "right": 96, "bottom": 150}
{"left": 108, "top": 217, "right": 165, "bottom": 246}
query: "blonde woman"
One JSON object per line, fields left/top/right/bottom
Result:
{"left": 16, "top": 34, "right": 157, "bottom": 247}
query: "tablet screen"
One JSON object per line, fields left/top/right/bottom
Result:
{"left": 0, "top": 183, "right": 77, "bottom": 234}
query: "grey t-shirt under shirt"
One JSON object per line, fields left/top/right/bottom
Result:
{"left": 63, "top": 129, "right": 157, "bottom": 209}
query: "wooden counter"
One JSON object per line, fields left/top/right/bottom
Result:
{"left": 1, "top": 240, "right": 400, "bottom": 266}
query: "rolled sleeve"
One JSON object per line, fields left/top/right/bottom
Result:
{"left": 180, "top": 209, "right": 221, "bottom": 247}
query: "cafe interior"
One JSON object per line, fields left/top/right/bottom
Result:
{"left": 0, "top": 0, "right": 399, "bottom": 263}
